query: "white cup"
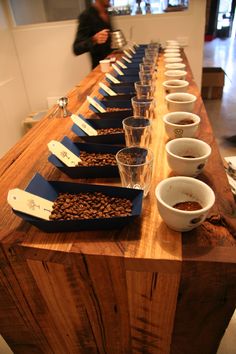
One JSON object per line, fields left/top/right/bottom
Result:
{"left": 164, "top": 70, "right": 187, "bottom": 81}
{"left": 166, "top": 40, "right": 180, "bottom": 46}
{"left": 164, "top": 49, "right": 180, "bottom": 53}
{"left": 164, "top": 53, "right": 181, "bottom": 58}
{"left": 164, "top": 57, "right": 183, "bottom": 64}
{"left": 165, "top": 92, "right": 197, "bottom": 112}
{"left": 165, "top": 45, "right": 181, "bottom": 50}
{"left": 155, "top": 176, "right": 215, "bottom": 232}
{"left": 162, "top": 79, "right": 189, "bottom": 94}
{"left": 163, "top": 112, "right": 200, "bottom": 139}
{"left": 100, "top": 59, "right": 111, "bottom": 73}
{"left": 165, "top": 63, "right": 186, "bottom": 70}
{"left": 165, "top": 138, "right": 211, "bottom": 176}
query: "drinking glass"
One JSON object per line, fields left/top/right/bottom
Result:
{"left": 143, "top": 57, "right": 157, "bottom": 66}
{"left": 131, "top": 96, "right": 156, "bottom": 118}
{"left": 139, "top": 71, "right": 154, "bottom": 84}
{"left": 116, "top": 147, "right": 154, "bottom": 197}
{"left": 122, "top": 116, "right": 152, "bottom": 148}
{"left": 139, "top": 63, "right": 155, "bottom": 73}
{"left": 135, "top": 81, "right": 155, "bottom": 99}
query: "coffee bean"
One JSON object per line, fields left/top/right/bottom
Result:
{"left": 106, "top": 107, "right": 130, "bottom": 112}
{"left": 78, "top": 151, "right": 117, "bottom": 166}
{"left": 97, "top": 128, "right": 123, "bottom": 136}
{"left": 49, "top": 192, "right": 132, "bottom": 221}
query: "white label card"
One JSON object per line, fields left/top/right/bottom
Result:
{"left": 105, "top": 73, "right": 120, "bottom": 83}
{"left": 116, "top": 60, "right": 127, "bottom": 69}
{"left": 71, "top": 114, "right": 98, "bottom": 136}
{"left": 7, "top": 188, "right": 53, "bottom": 221}
{"left": 48, "top": 140, "right": 82, "bottom": 167}
{"left": 123, "top": 50, "right": 132, "bottom": 59}
{"left": 122, "top": 56, "right": 132, "bottom": 64}
{"left": 129, "top": 46, "right": 136, "bottom": 54}
{"left": 112, "top": 63, "right": 124, "bottom": 76}
{"left": 87, "top": 96, "right": 106, "bottom": 113}
{"left": 99, "top": 82, "right": 117, "bottom": 96}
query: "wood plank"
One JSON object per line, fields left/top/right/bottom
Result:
{"left": 127, "top": 271, "right": 180, "bottom": 354}
{"left": 170, "top": 261, "right": 236, "bottom": 354}
{"left": 27, "top": 254, "right": 131, "bottom": 353}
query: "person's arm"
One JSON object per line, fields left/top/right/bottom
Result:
{"left": 73, "top": 13, "right": 94, "bottom": 56}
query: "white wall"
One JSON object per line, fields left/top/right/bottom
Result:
{"left": 12, "top": 21, "right": 91, "bottom": 111}
{"left": 0, "top": 1, "right": 30, "bottom": 157}
{"left": 10, "top": 0, "right": 205, "bottom": 112}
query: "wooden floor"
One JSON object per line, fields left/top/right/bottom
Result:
{"left": 204, "top": 37, "right": 236, "bottom": 158}
{"left": 204, "top": 37, "right": 236, "bottom": 354}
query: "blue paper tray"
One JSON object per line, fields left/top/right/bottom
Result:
{"left": 99, "top": 92, "right": 134, "bottom": 101}
{"left": 109, "top": 82, "right": 135, "bottom": 94}
{"left": 48, "top": 136, "right": 121, "bottom": 179}
{"left": 71, "top": 118, "right": 125, "bottom": 145}
{"left": 12, "top": 173, "right": 143, "bottom": 232}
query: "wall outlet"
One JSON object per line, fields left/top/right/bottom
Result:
{"left": 177, "top": 36, "right": 189, "bottom": 47}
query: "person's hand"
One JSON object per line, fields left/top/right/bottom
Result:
{"left": 92, "top": 29, "right": 109, "bottom": 44}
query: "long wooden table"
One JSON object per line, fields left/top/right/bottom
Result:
{"left": 0, "top": 51, "right": 236, "bottom": 354}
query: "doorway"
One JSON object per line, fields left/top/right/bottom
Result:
{"left": 216, "top": 0, "right": 236, "bottom": 38}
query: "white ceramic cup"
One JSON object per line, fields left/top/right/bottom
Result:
{"left": 165, "top": 92, "right": 197, "bottom": 112}
{"left": 162, "top": 79, "right": 189, "bottom": 94}
{"left": 164, "top": 49, "right": 180, "bottom": 53}
{"left": 165, "top": 45, "right": 181, "bottom": 50}
{"left": 166, "top": 40, "right": 180, "bottom": 46}
{"left": 163, "top": 112, "right": 200, "bottom": 139}
{"left": 100, "top": 59, "right": 111, "bottom": 73}
{"left": 165, "top": 63, "right": 186, "bottom": 70}
{"left": 165, "top": 138, "right": 211, "bottom": 176}
{"left": 164, "top": 70, "right": 187, "bottom": 81}
{"left": 164, "top": 53, "right": 181, "bottom": 58}
{"left": 164, "top": 57, "right": 183, "bottom": 64}
{"left": 155, "top": 176, "right": 215, "bottom": 232}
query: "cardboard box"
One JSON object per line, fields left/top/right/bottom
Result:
{"left": 201, "top": 67, "right": 225, "bottom": 99}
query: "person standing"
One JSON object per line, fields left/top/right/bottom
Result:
{"left": 73, "top": 0, "right": 112, "bottom": 69}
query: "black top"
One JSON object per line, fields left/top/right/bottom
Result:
{"left": 73, "top": 6, "right": 113, "bottom": 69}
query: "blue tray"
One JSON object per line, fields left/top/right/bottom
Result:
{"left": 48, "top": 136, "right": 121, "bottom": 179}
{"left": 109, "top": 82, "right": 135, "bottom": 94}
{"left": 12, "top": 173, "right": 143, "bottom": 232}
{"left": 71, "top": 117, "right": 125, "bottom": 145}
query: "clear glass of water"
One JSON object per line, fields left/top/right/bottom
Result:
{"left": 116, "top": 147, "right": 154, "bottom": 197}
{"left": 122, "top": 116, "right": 152, "bottom": 148}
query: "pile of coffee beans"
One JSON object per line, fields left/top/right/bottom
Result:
{"left": 118, "top": 151, "right": 147, "bottom": 165}
{"left": 97, "top": 128, "right": 123, "bottom": 135}
{"left": 106, "top": 107, "right": 130, "bottom": 112}
{"left": 79, "top": 151, "right": 116, "bottom": 166}
{"left": 49, "top": 192, "right": 132, "bottom": 220}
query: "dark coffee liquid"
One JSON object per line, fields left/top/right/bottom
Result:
{"left": 173, "top": 201, "right": 202, "bottom": 211}
{"left": 176, "top": 119, "right": 194, "bottom": 125}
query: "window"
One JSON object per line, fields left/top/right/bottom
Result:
{"left": 109, "top": 0, "right": 189, "bottom": 16}
{"left": 8, "top": 0, "right": 189, "bottom": 26}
